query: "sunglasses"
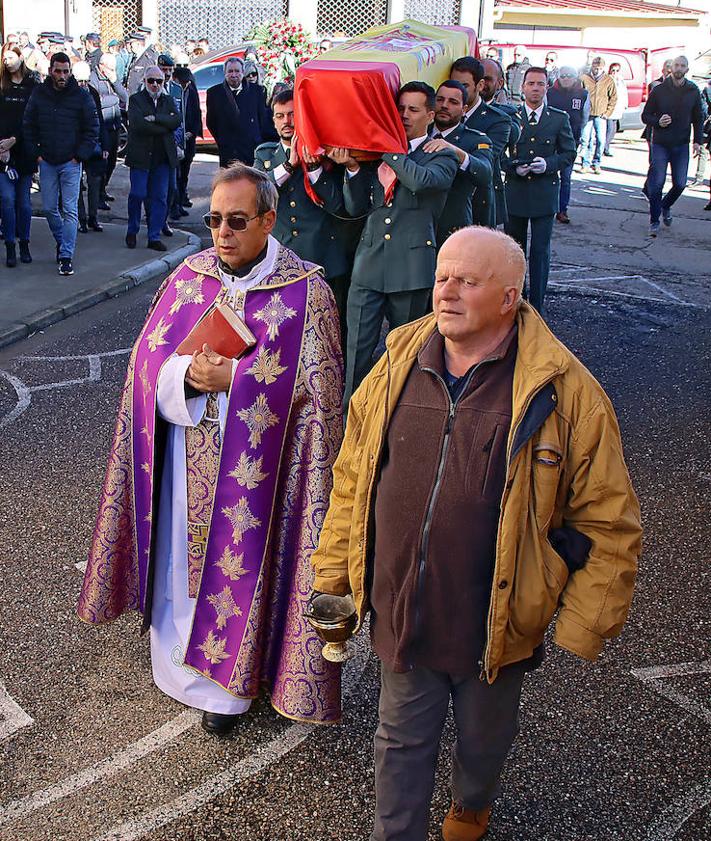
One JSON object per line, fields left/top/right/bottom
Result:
{"left": 246, "top": 72, "right": 258, "bottom": 78}
{"left": 146, "top": 77, "right": 163, "bottom": 84}
{"left": 203, "top": 212, "right": 260, "bottom": 231}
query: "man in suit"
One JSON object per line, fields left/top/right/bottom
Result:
{"left": 329, "top": 81, "right": 458, "bottom": 400}
{"left": 124, "top": 32, "right": 159, "bottom": 95}
{"left": 503, "top": 66, "right": 576, "bottom": 314}
{"left": 254, "top": 89, "right": 351, "bottom": 345}
{"left": 424, "top": 79, "right": 495, "bottom": 243}
{"left": 206, "top": 57, "right": 276, "bottom": 168}
{"left": 124, "top": 66, "right": 180, "bottom": 251}
{"left": 450, "top": 56, "right": 513, "bottom": 226}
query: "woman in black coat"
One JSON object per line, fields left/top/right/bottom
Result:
{"left": 74, "top": 61, "right": 109, "bottom": 232}
{"left": 0, "top": 43, "right": 38, "bottom": 267}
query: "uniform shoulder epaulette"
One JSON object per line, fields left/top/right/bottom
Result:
{"left": 546, "top": 106, "right": 567, "bottom": 117}
{"left": 255, "top": 142, "right": 279, "bottom": 154}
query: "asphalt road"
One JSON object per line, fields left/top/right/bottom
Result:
{"left": 0, "top": 141, "right": 709, "bottom": 841}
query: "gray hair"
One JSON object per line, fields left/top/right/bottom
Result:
{"left": 211, "top": 162, "right": 277, "bottom": 215}
{"left": 224, "top": 56, "right": 243, "bottom": 71}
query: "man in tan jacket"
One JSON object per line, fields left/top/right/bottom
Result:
{"left": 311, "top": 226, "right": 641, "bottom": 841}
{"left": 581, "top": 56, "right": 618, "bottom": 174}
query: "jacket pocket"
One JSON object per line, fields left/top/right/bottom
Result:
{"left": 509, "top": 538, "right": 569, "bottom": 639}
{"left": 532, "top": 442, "right": 562, "bottom": 532}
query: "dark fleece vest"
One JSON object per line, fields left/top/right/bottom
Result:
{"left": 371, "top": 326, "right": 517, "bottom": 675}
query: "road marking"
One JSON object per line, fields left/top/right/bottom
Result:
{"left": 0, "top": 349, "right": 131, "bottom": 430}
{"left": 0, "top": 711, "right": 199, "bottom": 825}
{"left": 549, "top": 273, "right": 699, "bottom": 309}
{"left": 93, "top": 631, "right": 372, "bottom": 841}
{"left": 0, "top": 679, "right": 33, "bottom": 745}
{"left": 632, "top": 660, "right": 711, "bottom": 839}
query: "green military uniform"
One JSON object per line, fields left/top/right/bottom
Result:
{"left": 254, "top": 142, "right": 352, "bottom": 343}
{"left": 343, "top": 144, "right": 458, "bottom": 399}
{"left": 435, "top": 124, "right": 495, "bottom": 247}
{"left": 503, "top": 105, "right": 576, "bottom": 313}
{"left": 465, "top": 101, "right": 517, "bottom": 226}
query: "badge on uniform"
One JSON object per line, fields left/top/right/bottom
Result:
{"left": 477, "top": 143, "right": 490, "bottom": 150}
{"left": 264, "top": 160, "right": 271, "bottom": 169}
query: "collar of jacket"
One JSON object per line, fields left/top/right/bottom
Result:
{"left": 43, "top": 75, "right": 79, "bottom": 95}
{"left": 377, "top": 303, "right": 569, "bottom": 456}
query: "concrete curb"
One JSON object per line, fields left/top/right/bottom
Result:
{"left": 0, "top": 233, "right": 202, "bottom": 351}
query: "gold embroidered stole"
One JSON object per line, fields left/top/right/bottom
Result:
{"left": 185, "top": 391, "right": 221, "bottom": 598}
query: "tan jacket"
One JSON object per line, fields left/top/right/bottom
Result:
{"left": 312, "top": 305, "right": 642, "bottom": 682}
{"left": 582, "top": 72, "right": 618, "bottom": 118}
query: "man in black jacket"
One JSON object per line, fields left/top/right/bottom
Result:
{"left": 206, "top": 57, "right": 276, "bottom": 167}
{"left": 642, "top": 55, "right": 703, "bottom": 236}
{"left": 124, "top": 66, "right": 180, "bottom": 251}
{"left": 23, "top": 52, "right": 99, "bottom": 276}
{"left": 173, "top": 65, "right": 202, "bottom": 210}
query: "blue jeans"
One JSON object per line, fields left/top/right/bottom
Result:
{"left": 505, "top": 214, "right": 555, "bottom": 314}
{"left": 39, "top": 159, "right": 82, "bottom": 258}
{"left": 559, "top": 163, "right": 573, "bottom": 213}
{"left": 647, "top": 143, "right": 689, "bottom": 224}
{"left": 128, "top": 164, "right": 170, "bottom": 241}
{"left": 581, "top": 116, "right": 607, "bottom": 167}
{"left": 0, "top": 171, "right": 33, "bottom": 243}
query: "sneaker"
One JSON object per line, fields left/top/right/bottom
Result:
{"left": 147, "top": 239, "right": 167, "bottom": 252}
{"left": 58, "top": 258, "right": 74, "bottom": 276}
{"left": 704, "top": 201, "right": 711, "bottom": 211}
{"left": 662, "top": 207, "right": 672, "bottom": 226}
{"left": 555, "top": 211, "right": 570, "bottom": 224}
{"left": 593, "top": 165, "right": 602, "bottom": 175}
{"left": 442, "top": 802, "right": 492, "bottom": 841}
{"left": 649, "top": 222, "right": 660, "bottom": 238}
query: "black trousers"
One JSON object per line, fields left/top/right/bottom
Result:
{"left": 178, "top": 136, "right": 196, "bottom": 204}
{"left": 78, "top": 170, "right": 102, "bottom": 223}
{"left": 103, "top": 128, "right": 119, "bottom": 195}
{"left": 326, "top": 273, "right": 350, "bottom": 358}
{"left": 505, "top": 214, "right": 555, "bottom": 314}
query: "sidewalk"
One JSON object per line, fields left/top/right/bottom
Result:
{"left": 0, "top": 218, "right": 201, "bottom": 349}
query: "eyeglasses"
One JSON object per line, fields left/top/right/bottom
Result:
{"left": 203, "top": 212, "right": 260, "bottom": 231}
{"left": 246, "top": 72, "right": 258, "bottom": 79}
{"left": 559, "top": 74, "right": 576, "bottom": 79}
{"left": 146, "top": 77, "right": 163, "bottom": 84}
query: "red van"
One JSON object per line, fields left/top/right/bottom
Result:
{"left": 482, "top": 42, "right": 683, "bottom": 129}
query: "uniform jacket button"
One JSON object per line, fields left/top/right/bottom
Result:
{"left": 292, "top": 230, "right": 298, "bottom": 236}
{"left": 290, "top": 201, "right": 296, "bottom": 207}
{"left": 426, "top": 240, "right": 432, "bottom": 246}
{"left": 384, "top": 217, "right": 391, "bottom": 224}
{"left": 392, "top": 155, "right": 399, "bottom": 160}
{"left": 384, "top": 233, "right": 391, "bottom": 240}
{"left": 290, "top": 216, "right": 296, "bottom": 223}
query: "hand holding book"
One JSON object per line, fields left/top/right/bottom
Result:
{"left": 185, "top": 344, "right": 234, "bottom": 394}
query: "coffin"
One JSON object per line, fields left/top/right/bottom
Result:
{"left": 294, "top": 20, "right": 478, "bottom": 160}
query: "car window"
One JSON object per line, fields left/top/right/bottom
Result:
{"left": 194, "top": 64, "right": 224, "bottom": 91}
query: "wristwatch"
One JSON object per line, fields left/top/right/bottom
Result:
{"left": 283, "top": 159, "right": 295, "bottom": 175}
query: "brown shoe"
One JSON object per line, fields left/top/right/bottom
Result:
{"left": 556, "top": 211, "right": 570, "bottom": 224}
{"left": 442, "top": 801, "right": 492, "bottom": 841}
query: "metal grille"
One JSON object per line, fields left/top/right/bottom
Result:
{"left": 158, "top": 0, "right": 287, "bottom": 51}
{"left": 317, "top": 0, "right": 388, "bottom": 38}
{"left": 91, "top": 0, "right": 141, "bottom": 44}
{"left": 403, "top": 0, "right": 462, "bottom": 26}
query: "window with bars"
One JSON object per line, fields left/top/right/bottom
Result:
{"left": 316, "top": 0, "right": 388, "bottom": 38}
{"left": 91, "top": 0, "right": 141, "bottom": 44}
{"left": 403, "top": 0, "right": 462, "bottom": 26}
{"left": 158, "top": 0, "right": 287, "bottom": 51}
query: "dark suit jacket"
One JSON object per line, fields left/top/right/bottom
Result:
{"left": 344, "top": 144, "right": 458, "bottom": 293}
{"left": 206, "top": 81, "right": 276, "bottom": 166}
{"left": 503, "top": 106, "right": 576, "bottom": 218}
{"left": 435, "top": 124, "right": 495, "bottom": 246}
{"left": 125, "top": 89, "right": 180, "bottom": 170}
{"left": 254, "top": 142, "right": 349, "bottom": 279}
{"left": 466, "top": 102, "right": 515, "bottom": 225}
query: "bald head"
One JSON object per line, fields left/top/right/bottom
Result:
{"left": 439, "top": 227, "right": 525, "bottom": 296}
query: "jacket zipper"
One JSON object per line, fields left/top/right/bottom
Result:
{"left": 412, "top": 362, "right": 483, "bottom": 660}
{"left": 480, "top": 373, "right": 558, "bottom": 682}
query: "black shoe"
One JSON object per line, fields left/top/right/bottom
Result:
{"left": 5, "top": 242, "right": 17, "bottom": 268}
{"left": 147, "top": 239, "right": 167, "bottom": 252}
{"left": 201, "top": 711, "right": 240, "bottom": 736}
{"left": 183, "top": 198, "right": 193, "bottom": 208}
{"left": 704, "top": 202, "right": 711, "bottom": 211}
{"left": 102, "top": 193, "right": 115, "bottom": 202}
{"left": 58, "top": 258, "right": 74, "bottom": 276}
{"left": 161, "top": 224, "right": 174, "bottom": 237}
{"left": 19, "top": 240, "right": 32, "bottom": 263}
{"left": 178, "top": 206, "right": 189, "bottom": 217}
{"left": 78, "top": 220, "right": 89, "bottom": 233}
{"left": 126, "top": 233, "right": 137, "bottom": 249}
{"left": 169, "top": 210, "right": 182, "bottom": 221}
{"left": 88, "top": 218, "right": 104, "bottom": 232}
{"left": 97, "top": 200, "right": 111, "bottom": 211}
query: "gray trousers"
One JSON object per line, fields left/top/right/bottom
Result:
{"left": 371, "top": 661, "right": 527, "bottom": 841}
{"left": 345, "top": 285, "right": 431, "bottom": 404}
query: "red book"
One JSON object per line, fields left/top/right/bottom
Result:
{"left": 177, "top": 303, "right": 256, "bottom": 359}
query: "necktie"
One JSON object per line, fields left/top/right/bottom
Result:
{"left": 529, "top": 111, "right": 538, "bottom": 126}
{"left": 432, "top": 131, "right": 442, "bottom": 139}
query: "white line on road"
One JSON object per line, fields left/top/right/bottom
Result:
{"left": 0, "top": 711, "right": 200, "bottom": 825}
{"left": 94, "top": 630, "right": 372, "bottom": 841}
{"left": 644, "top": 778, "right": 711, "bottom": 841}
{"left": 0, "top": 370, "right": 31, "bottom": 430}
{"left": 0, "top": 679, "right": 33, "bottom": 745}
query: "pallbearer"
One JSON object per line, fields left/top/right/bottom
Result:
{"left": 78, "top": 163, "right": 344, "bottom": 735}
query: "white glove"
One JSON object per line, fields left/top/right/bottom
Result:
{"left": 529, "top": 157, "right": 547, "bottom": 174}
{"left": 515, "top": 165, "right": 530, "bottom": 177}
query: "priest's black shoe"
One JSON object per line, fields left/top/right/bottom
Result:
{"left": 201, "top": 711, "right": 239, "bottom": 736}
{"left": 126, "top": 233, "right": 137, "bottom": 249}
{"left": 162, "top": 224, "right": 174, "bottom": 237}
{"left": 78, "top": 220, "right": 89, "bottom": 233}
{"left": 147, "top": 239, "right": 167, "bottom": 252}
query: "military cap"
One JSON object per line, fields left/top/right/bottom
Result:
{"left": 157, "top": 53, "right": 174, "bottom": 66}
{"left": 128, "top": 32, "right": 147, "bottom": 42}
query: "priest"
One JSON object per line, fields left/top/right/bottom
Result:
{"left": 78, "top": 162, "right": 344, "bottom": 735}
